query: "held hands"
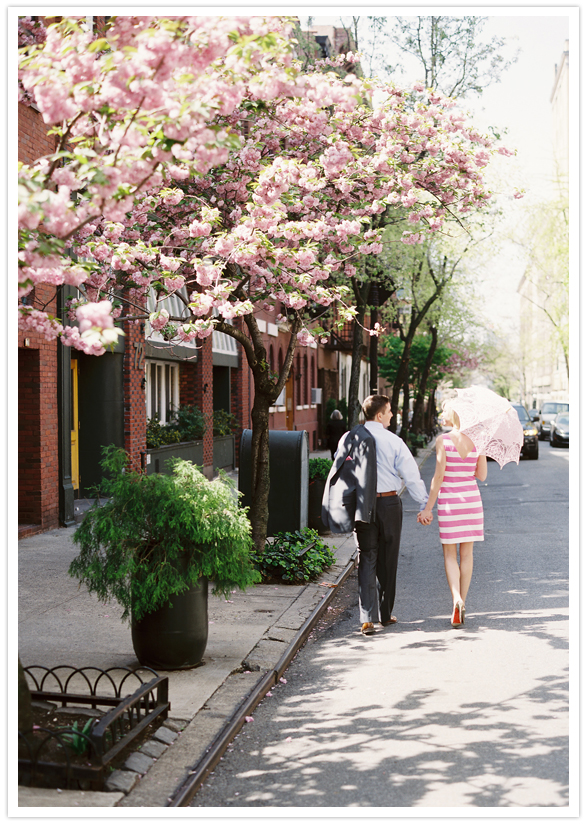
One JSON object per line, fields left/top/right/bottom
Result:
{"left": 417, "top": 508, "right": 433, "bottom": 526}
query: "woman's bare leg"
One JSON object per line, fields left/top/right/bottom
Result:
{"left": 442, "top": 543, "right": 462, "bottom": 604}
{"left": 458, "top": 542, "right": 474, "bottom": 604}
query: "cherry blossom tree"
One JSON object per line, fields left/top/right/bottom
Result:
{"left": 18, "top": 15, "right": 515, "bottom": 549}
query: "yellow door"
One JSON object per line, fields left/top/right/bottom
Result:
{"left": 285, "top": 373, "right": 295, "bottom": 430}
{"left": 70, "top": 360, "right": 80, "bottom": 492}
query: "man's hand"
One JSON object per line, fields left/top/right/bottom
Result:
{"left": 417, "top": 509, "right": 433, "bottom": 526}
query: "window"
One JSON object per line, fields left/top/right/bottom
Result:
{"left": 146, "top": 360, "right": 179, "bottom": 424}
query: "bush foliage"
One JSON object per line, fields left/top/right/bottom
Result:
{"left": 212, "top": 409, "right": 239, "bottom": 437}
{"left": 309, "top": 457, "right": 333, "bottom": 480}
{"left": 251, "top": 528, "right": 336, "bottom": 584}
{"left": 69, "top": 446, "right": 260, "bottom": 622}
{"left": 146, "top": 405, "right": 206, "bottom": 449}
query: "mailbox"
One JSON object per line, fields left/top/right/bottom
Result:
{"left": 239, "top": 429, "right": 309, "bottom": 536}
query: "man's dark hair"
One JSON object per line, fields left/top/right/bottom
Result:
{"left": 362, "top": 394, "right": 390, "bottom": 421}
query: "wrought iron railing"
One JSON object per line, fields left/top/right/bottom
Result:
{"left": 19, "top": 665, "right": 170, "bottom": 790}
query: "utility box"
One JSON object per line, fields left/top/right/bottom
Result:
{"left": 239, "top": 429, "right": 309, "bottom": 536}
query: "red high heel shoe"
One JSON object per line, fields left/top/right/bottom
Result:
{"left": 451, "top": 601, "right": 464, "bottom": 627}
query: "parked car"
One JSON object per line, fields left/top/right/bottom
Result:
{"left": 510, "top": 403, "right": 539, "bottom": 460}
{"left": 537, "top": 401, "right": 569, "bottom": 440}
{"left": 550, "top": 413, "right": 569, "bottom": 447}
{"left": 528, "top": 408, "right": 540, "bottom": 422}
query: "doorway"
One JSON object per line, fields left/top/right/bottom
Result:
{"left": 70, "top": 360, "right": 80, "bottom": 493}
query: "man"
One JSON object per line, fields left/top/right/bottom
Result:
{"left": 322, "top": 394, "right": 428, "bottom": 635}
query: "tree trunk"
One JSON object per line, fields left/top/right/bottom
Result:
{"left": 400, "top": 376, "right": 411, "bottom": 441}
{"left": 248, "top": 389, "right": 273, "bottom": 553}
{"left": 389, "top": 255, "right": 454, "bottom": 430}
{"left": 411, "top": 326, "right": 438, "bottom": 434}
{"left": 425, "top": 384, "right": 438, "bottom": 433}
{"left": 347, "top": 278, "right": 371, "bottom": 429}
{"left": 389, "top": 336, "right": 412, "bottom": 430}
{"left": 216, "top": 313, "right": 300, "bottom": 553}
{"left": 369, "top": 283, "right": 379, "bottom": 394}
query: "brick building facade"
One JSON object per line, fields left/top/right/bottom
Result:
{"left": 17, "top": 18, "right": 369, "bottom": 537}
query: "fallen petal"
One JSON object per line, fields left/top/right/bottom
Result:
{"left": 245, "top": 716, "right": 254, "bottom": 723}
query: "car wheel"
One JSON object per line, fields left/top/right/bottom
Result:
{"left": 530, "top": 447, "right": 539, "bottom": 459}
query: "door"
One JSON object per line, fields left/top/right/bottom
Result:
{"left": 285, "top": 373, "right": 295, "bottom": 431}
{"left": 70, "top": 360, "right": 80, "bottom": 492}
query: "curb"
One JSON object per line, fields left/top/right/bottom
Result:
{"left": 167, "top": 552, "right": 357, "bottom": 808}
{"left": 167, "top": 436, "right": 437, "bottom": 807}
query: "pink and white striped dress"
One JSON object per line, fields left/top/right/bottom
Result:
{"left": 437, "top": 435, "right": 484, "bottom": 544}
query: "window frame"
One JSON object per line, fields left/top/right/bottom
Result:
{"left": 145, "top": 359, "right": 180, "bottom": 425}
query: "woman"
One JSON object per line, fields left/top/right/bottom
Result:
{"left": 418, "top": 401, "right": 487, "bottom": 627}
{"left": 326, "top": 409, "right": 347, "bottom": 460}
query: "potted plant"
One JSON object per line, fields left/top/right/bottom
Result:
{"left": 69, "top": 446, "right": 260, "bottom": 670}
{"left": 308, "top": 458, "right": 333, "bottom": 535}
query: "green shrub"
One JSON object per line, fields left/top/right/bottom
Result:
{"left": 213, "top": 409, "right": 239, "bottom": 437}
{"left": 69, "top": 446, "right": 260, "bottom": 622}
{"left": 146, "top": 417, "right": 182, "bottom": 449}
{"left": 146, "top": 405, "right": 206, "bottom": 449}
{"left": 309, "top": 457, "right": 333, "bottom": 480}
{"left": 251, "top": 528, "right": 336, "bottom": 584}
{"left": 170, "top": 404, "right": 206, "bottom": 441}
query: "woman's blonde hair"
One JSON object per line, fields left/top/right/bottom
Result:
{"left": 441, "top": 400, "right": 460, "bottom": 429}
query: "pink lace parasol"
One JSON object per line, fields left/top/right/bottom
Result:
{"left": 451, "top": 386, "right": 524, "bottom": 468}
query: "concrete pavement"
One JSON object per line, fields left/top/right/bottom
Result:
{"left": 17, "top": 441, "right": 437, "bottom": 808}
{"left": 190, "top": 441, "right": 571, "bottom": 810}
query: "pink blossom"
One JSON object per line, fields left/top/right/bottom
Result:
{"left": 161, "top": 189, "right": 184, "bottom": 206}
{"left": 149, "top": 309, "right": 170, "bottom": 331}
{"left": 296, "top": 330, "right": 315, "bottom": 347}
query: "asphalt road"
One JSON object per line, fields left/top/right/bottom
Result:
{"left": 191, "top": 440, "right": 570, "bottom": 810}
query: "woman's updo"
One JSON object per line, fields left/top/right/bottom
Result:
{"left": 441, "top": 400, "right": 460, "bottom": 429}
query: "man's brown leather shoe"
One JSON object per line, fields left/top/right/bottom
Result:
{"left": 380, "top": 617, "right": 397, "bottom": 626}
{"left": 361, "top": 622, "right": 376, "bottom": 635}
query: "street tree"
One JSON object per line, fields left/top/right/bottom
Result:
{"left": 331, "top": 14, "right": 518, "bottom": 426}
{"left": 515, "top": 194, "right": 569, "bottom": 379}
{"left": 345, "top": 14, "right": 518, "bottom": 99}
{"left": 18, "top": 16, "right": 512, "bottom": 550}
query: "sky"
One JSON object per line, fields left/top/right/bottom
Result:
{"left": 306, "top": 8, "right": 572, "bottom": 332}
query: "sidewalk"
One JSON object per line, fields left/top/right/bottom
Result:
{"left": 17, "top": 442, "right": 436, "bottom": 809}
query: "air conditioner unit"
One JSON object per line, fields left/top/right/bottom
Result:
{"left": 311, "top": 388, "right": 322, "bottom": 404}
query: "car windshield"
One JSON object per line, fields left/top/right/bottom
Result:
{"left": 556, "top": 415, "right": 569, "bottom": 427}
{"left": 543, "top": 403, "right": 569, "bottom": 414}
{"left": 512, "top": 405, "right": 530, "bottom": 423}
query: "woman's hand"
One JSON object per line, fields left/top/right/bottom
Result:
{"left": 417, "top": 509, "right": 433, "bottom": 525}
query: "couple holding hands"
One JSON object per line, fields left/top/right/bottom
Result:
{"left": 322, "top": 394, "right": 487, "bottom": 633}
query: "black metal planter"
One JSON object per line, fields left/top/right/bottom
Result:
{"left": 131, "top": 576, "right": 209, "bottom": 671}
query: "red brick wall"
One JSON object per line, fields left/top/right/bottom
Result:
{"left": 123, "top": 320, "right": 147, "bottom": 473}
{"left": 18, "top": 328, "right": 60, "bottom": 530}
{"left": 19, "top": 102, "right": 57, "bottom": 164}
{"left": 180, "top": 361, "right": 198, "bottom": 407}
{"left": 18, "top": 102, "right": 61, "bottom": 528}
